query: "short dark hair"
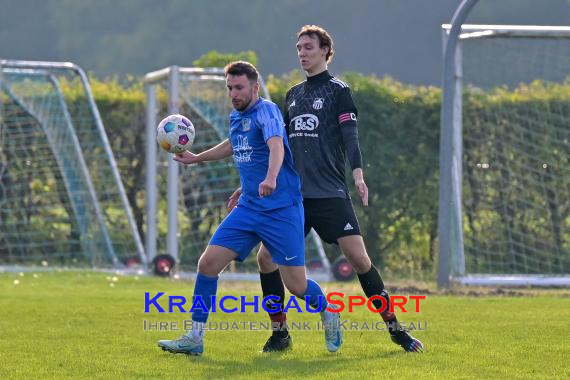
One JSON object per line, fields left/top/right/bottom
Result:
{"left": 297, "top": 25, "right": 335, "bottom": 63}
{"left": 224, "top": 61, "right": 259, "bottom": 82}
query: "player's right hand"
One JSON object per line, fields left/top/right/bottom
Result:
{"left": 173, "top": 151, "right": 199, "bottom": 165}
{"left": 355, "top": 178, "right": 369, "bottom": 207}
{"left": 258, "top": 177, "right": 277, "bottom": 198}
{"left": 227, "top": 187, "right": 242, "bottom": 212}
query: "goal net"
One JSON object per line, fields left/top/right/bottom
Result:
{"left": 441, "top": 25, "right": 570, "bottom": 286}
{"left": 0, "top": 60, "right": 145, "bottom": 270}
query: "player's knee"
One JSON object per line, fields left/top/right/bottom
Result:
{"left": 341, "top": 244, "right": 372, "bottom": 273}
{"left": 284, "top": 284, "right": 303, "bottom": 297}
{"left": 282, "top": 279, "right": 306, "bottom": 297}
{"left": 349, "top": 253, "right": 372, "bottom": 274}
{"left": 197, "top": 253, "right": 216, "bottom": 275}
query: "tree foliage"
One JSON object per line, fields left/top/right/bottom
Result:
{"left": 192, "top": 50, "right": 258, "bottom": 68}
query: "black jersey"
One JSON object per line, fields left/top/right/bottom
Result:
{"left": 284, "top": 70, "right": 358, "bottom": 199}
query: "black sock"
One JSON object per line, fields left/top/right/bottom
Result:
{"left": 260, "top": 269, "right": 288, "bottom": 337}
{"left": 385, "top": 318, "right": 406, "bottom": 336}
{"left": 357, "top": 265, "right": 403, "bottom": 335}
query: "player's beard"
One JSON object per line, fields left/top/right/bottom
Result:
{"left": 233, "top": 93, "right": 253, "bottom": 112}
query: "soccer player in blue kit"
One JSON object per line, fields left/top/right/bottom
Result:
{"left": 157, "top": 61, "right": 342, "bottom": 356}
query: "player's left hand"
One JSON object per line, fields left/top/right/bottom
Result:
{"left": 355, "top": 178, "right": 369, "bottom": 207}
{"left": 227, "top": 187, "right": 242, "bottom": 212}
{"left": 258, "top": 177, "right": 277, "bottom": 197}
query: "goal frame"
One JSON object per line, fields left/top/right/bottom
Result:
{"left": 0, "top": 59, "right": 147, "bottom": 270}
{"left": 438, "top": 21, "right": 570, "bottom": 287}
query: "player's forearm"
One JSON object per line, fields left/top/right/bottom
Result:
{"left": 265, "top": 137, "right": 284, "bottom": 180}
{"left": 340, "top": 125, "right": 363, "bottom": 170}
{"left": 197, "top": 139, "right": 233, "bottom": 162}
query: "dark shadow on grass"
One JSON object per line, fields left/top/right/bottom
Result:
{"left": 156, "top": 345, "right": 406, "bottom": 376}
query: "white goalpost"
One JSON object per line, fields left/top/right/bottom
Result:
{"left": 0, "top": 60, "right": 146, "bottom": 270}
{"left": 439, "top": 19, "right": 570, "bottom": 287}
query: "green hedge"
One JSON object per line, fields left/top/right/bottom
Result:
{"left": 81, "top": 73, "right": 440, "bottom": 278}
{"left": 85, "top": 75, "right": 569, "bottom": 278}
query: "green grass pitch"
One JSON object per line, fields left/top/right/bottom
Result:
{"left": 1, "top": 271, "right": 569, "bottom": 379}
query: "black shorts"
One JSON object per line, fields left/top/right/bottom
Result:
{"left": 303, "top": 198, "right": 361, "bottom": 244}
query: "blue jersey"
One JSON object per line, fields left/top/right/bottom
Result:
{"left": 229, "top": 98, "right": 302, "bottom": 211}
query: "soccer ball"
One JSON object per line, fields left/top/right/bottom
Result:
{"left": 156, "top": 114, "right": 195, "bottom": 154}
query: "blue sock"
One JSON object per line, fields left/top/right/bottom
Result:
{"left": 300, "top": 278, "right": 326, "bottom": 312}
{"left": 191, "top": 273, "right": 218, "bottom": 323}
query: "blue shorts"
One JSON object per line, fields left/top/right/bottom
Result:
{"left": 209, "top": 203, "right": 305, "bottom": 266}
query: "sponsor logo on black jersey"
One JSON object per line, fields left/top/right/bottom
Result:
{"left": 291, "top": 114, "right": 319, "bottom": 131}
{"left": 312, "top": 98, "right": 324, "bottom": 110}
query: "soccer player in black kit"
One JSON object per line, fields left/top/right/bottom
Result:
{"left": 228, "top": 25, "right": 424, "bottom": 353}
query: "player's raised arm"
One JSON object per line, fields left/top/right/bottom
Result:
{"left": 174, "top": 139, "right": 233, "bottom": 165}
{"left": 259, "top": 136, "right": 284, "bottom": 197}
